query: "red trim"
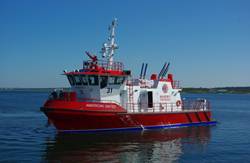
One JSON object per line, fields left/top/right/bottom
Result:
{"left": 65, "top": 70, "right": 128, "bottom": 76}
{"left": 150, "top": 74, "right": 157, "bottom": 80}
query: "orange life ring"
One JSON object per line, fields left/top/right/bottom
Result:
{"left": 176, "top": 100, "right": 182, "bottom": 107}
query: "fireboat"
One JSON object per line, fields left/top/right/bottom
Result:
{"left": 41, "top": 19, "right": 216, "bottom": 133}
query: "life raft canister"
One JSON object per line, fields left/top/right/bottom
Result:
{"left": 176, "top": 100, "right": 182, "bottom": 107}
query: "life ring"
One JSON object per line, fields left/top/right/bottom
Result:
{"left": 176, "top": 100, "right": 182, "bottom": 107}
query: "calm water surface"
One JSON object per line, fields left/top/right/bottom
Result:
{"left": 0, "top": 92, "right": 250, "bottom": 162}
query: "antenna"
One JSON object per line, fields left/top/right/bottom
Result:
{"left": 101, "top": 18, "right": 118, "bottom": 69}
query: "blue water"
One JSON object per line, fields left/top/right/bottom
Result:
{"left": 0, "top": 92, "right": 250, "bottom": 162}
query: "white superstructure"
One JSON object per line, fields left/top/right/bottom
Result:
{"left": 65, "top": 19, "right": 184, "bottom": 113}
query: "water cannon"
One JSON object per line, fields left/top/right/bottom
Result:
{"left": 85, "top": 51, "right": 97, "bottom": 62}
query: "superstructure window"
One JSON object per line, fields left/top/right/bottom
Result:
{"left": 74, "top": 75, "right": 82, "bottom": 85}
{"left": 80, "top": 75, "right": 88, "bottom": 85}
{"left": 116, "top": 77, "right": 125, "bottom": 84}
{"left": 109, "top": 76, "right": 125, "bottom": 85}
{"left": 100, "top": 76, "right": 108, "bottom": 89}
{"left": 67, "top": 75, "right": 75, "bottom": 86}
{"left": 88, "top": 75, "right": 99, "bottom": 85}
{"left": 109, "top": 76, "right": 116, "bottom": 85}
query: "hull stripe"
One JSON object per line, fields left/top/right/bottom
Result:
{"left": 195, "top": 112, "right": 202, "bottom": 122}
{"left": 185, "top": 113, "right": 192, "bottom": 123}
{"left": 59, "top": 121, "right": 217, "bottom": 133}
{"left": 203, "top": 112, "right": 210, "bottom": 121}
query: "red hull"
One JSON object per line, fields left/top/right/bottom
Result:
{"left": 41, "top": 100, "right": 216, "bottom": 132}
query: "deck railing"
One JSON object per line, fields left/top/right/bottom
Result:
{"left": 126, "top": 79, "right": 181, "bottom": 89}
{"left": 173, "top": 80, "right": 181, "bottom": 89}
{"left": 182, "top": 100, "right": 210, "bottom": 111}
{"left": 126, "top": 100, "right": 210, "bottom": 113}
{"left": 83, "top": 60, "right": 124, "bottom": 71}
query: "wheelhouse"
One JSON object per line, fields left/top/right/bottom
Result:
{"left": 66, "top": 74, "right": 126, "bottom": 88}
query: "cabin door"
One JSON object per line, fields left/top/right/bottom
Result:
{"left": 147, "top": 91, "right": 153, "bottom": 108}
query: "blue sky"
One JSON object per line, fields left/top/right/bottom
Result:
{"left": 0, "top": 0, "right": 249, "bottom": 88}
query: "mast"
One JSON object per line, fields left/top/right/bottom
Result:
{"left": 101, "top": 18, "right": 118, "bottom": 69}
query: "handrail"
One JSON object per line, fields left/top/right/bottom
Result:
{"left": 126, "top": 79, "right": 181, "bottom": 89}
{"left": 182, "top": 100, "right": 210, "bottom": 111}
{"left": 83, "top": 60, "right": 124, "bottom": 71}
{"left": 173, "top": 80, "right": 181, "bottom": 89}
{"left": 126, "top": 100, "right": 210, "bottom": 113}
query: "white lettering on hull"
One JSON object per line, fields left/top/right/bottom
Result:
{"left": 86, "top": 103, "right": 117, "bottom": 109}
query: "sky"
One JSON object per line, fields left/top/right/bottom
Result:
{"left": 0, "top": 0, "right": 250, "bottom": 88}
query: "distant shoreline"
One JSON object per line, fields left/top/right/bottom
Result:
{"left": 0, "top": 87, "right": 250, "bottom": 94}
{"left": 182, "top": 87, "right": 250, "bottom": 94}
{"left": 0, "top": 88, "right": 69, "bottom": 93}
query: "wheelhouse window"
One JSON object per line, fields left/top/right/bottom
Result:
{"left": 100, "top": 76, "right": 108, "bottom": 89}
{"left": 109, "top": 76, "right": 125, "bottom": 85}
{"left": 109, "top": 76, "right": 116, "bottom": 85}
{"left": 74, "top": 75, "right": 82, "bottom": 85}
{"left": 116, "top": 77, "right": 125, "bottom": 84}
{"left": 67, "top": 75, "right": 75, "bottom": 86}
{"left": 88, "top": 75, "right": 99, "bottom": 85}
{"left": 80, "top": 75, "right": 88, "bottom": 85}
